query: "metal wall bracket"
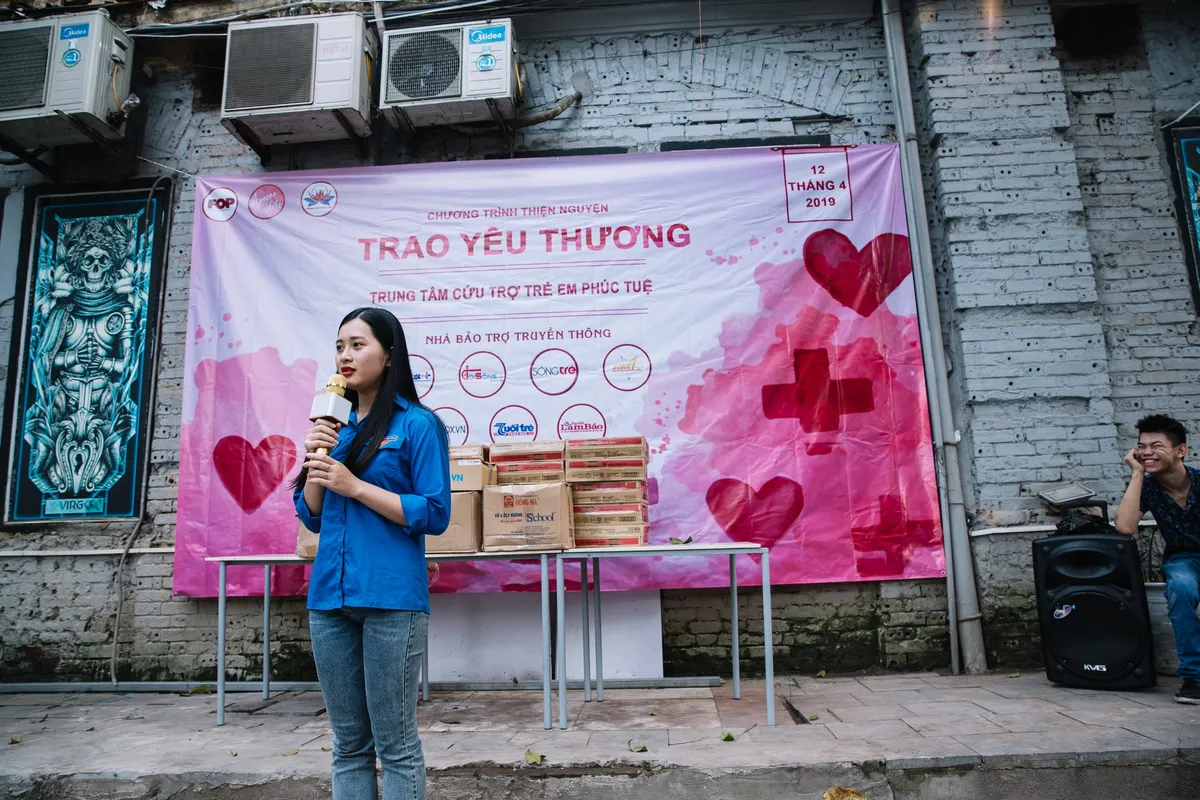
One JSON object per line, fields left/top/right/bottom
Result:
{"left": 0, "top": 133, "right": 56, "bottom": 181}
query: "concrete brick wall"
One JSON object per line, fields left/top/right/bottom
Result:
{"left": 2, "top": 17, "right": 925, "bottom": 682}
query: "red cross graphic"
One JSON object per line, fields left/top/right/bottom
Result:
{"left": 761, "top": 348, "right": 875, "bottom": 432}
{"left": 851, "top": 494, "right": 940, "bottom": 578}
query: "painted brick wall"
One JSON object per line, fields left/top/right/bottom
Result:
{"left": 1, "top": 18, "right": 923, "bottom": 681}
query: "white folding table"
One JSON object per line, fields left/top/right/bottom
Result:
{"left": 554, "top": 543, "right": 774, "bottom": 730}
{"left": 205, "top": 551, "right": 561, "bottom": 727}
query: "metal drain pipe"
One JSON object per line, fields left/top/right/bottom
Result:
{"left": 881, "top": 0, "right": 988, "bottom": 674}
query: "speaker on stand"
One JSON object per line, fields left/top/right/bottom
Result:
{"left": 1033, "top": 500, "right": 1156, "bottom": 690}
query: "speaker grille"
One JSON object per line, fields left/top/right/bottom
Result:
{"left": 1046, "top": 589, "right": 1143, "bottom": 680}
{"left": 386, "top": 29, "right": 461, "bottom": 103}
{"left": 0, "top": 26, "right": 52, "bottom": 112}
{"left": 225, "top": 23, "right": 316, "bottom": 112}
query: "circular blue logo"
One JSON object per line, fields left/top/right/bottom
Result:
{"left": 476, "top": 53, "right": 496, "bottom": 72}
{"left": 62, "top": 48, "right": 81, "bottom": 68}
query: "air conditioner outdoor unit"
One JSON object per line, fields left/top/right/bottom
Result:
{"left": 0, "top": 9, "right": 133, "bottom": 149}
{"left": 381, "top": 18, "right": 519, "bottom": 128}
{"left": 221, "top": 13, "right": 377, "bottom": 147}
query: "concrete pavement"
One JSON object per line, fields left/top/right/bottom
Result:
{"left": 1, "top": 671, "right": 1197, "bottom": 798}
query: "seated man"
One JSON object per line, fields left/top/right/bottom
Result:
{"left": 1115, "top": 414, "right": 1200, "bottom": 704}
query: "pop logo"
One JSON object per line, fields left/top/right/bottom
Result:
{"left": 503, "top": 495, "right": 515, "bottom": 508}
{"left": 525, "top": 512, "right": 555, "bottom": 522}
{"left": 1052, "top": 604, "right": 1075, "bottom": 620}
{"left": 409, "top": 355, "right": 435, "bottom": 399}
{"left": 202, "top": 188, "right": 238, "bottom": 222}
{"left": 248, "top": 184, "right": 285, "bottom": 220}
{"left": 434, "top": 407, "right": 469, "bottom": 445}
{"left": 494, "top": 422, "right": 535, "bottom": 437}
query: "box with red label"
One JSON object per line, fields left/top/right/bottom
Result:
{"left": 427, "top": 491, "right": 482, "bottom": 553}
{"left": 565, "top": 436, "right": 647, "bottom": 461}
{"left": 482, "top": 483, "right": 574, "bottom": 551}
{"left": 573, "top": 503, "right": 649, "bottom": 528}
{"left": 489, "top": 440, "right": 565, "bottom": 464}
{"left": 496, "top": 461, "right": 566, "bottom": 485}
{"left": 571, "top": 481, "right": 648, "bottom": 506}
{"left": 573, "top": 524, "right": 647, "bottom": 548}
{"left": 566, "top": 458, "right": 648, "bottom": 483}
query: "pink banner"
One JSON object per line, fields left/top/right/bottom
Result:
{"left": 175, "top": 145, "right": 944, "bottom": 598}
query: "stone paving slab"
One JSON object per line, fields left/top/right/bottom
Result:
{"left": 1, "top": 671, "right": 1197, "bottom": 798}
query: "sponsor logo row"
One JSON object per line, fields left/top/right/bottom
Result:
{"left": 434, "top": 404, "right": 607, "bottom": 445}
{"left": 411, "top": 345, "right": 651, "bottom": 400}
{"left": 202, "top": 182, "right": 339, "bottom": 221}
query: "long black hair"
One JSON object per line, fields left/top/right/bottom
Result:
{"left": 295, "top": 307, "right": 444, "bottom": 489}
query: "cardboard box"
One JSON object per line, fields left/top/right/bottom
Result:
{"left": 566, "top": 436, "right": 648, "bottom": 460}
{"left": 428, "top": 492, "right": 482, "bottom": 554}
{"left": 496, "top": 461, "right": 566, "bottom": 485}
{"left": 566, "top": 459, "right": 648, "bottom": 483}
{"left": 574, "top": 503, "right": 649, "bottom": 527}
{"left": 450, "top": 444, "right": 489, "bottom": 461}
{"left": 483, "top": 483, "right": 574, "bottom": 551}
{"left": 573, "top": 524, "right": 647, "bottom": 548}
{"left": 571, "top": 481, "right": 648, "bottom": 506}
{"left": 490, "top": 440, "right": 565, "bottom": 463}
{"left": 450, "top": 459, "right": 495, "bottom": 492}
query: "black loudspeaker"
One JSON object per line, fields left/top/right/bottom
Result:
{"left": 1033, "top": 533, "right": 1156, "bottom": 690}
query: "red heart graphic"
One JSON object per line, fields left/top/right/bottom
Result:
{"left": 705, "top": 477, "right": 804, "bottom": 549}
{"left": 803, "top": 229, "right": 913, "bottom": 317}
{"left": 213, "top": 435, "right": 298, "bottom": 513}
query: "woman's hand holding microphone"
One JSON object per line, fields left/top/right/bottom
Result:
{"left": 304, "top": 422, "right": 361, "bottom": 498}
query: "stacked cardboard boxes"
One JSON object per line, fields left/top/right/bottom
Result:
{"left": 483, "top": 441, "right": 573, "bottom": 551}
{"left": 566, "top": 437, "right": 649, "bottom": 547}
{"left": 428, "top": 445, "right": 492, "bottom": 554}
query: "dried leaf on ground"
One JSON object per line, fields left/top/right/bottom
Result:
{"left": 824, "top": 789, "right": 868, "bottom": 800}
{"left": 190, "top": 685, "right": 213, "bottom": 695}
{"left": 1007, "top": 672, "right": 1021, "bottom": 679}
{"left": 669, "top": 537, "right": 693, "bottom": 545}
{"left": 719, "top": 732, "right": 735, "bottom": 742}
{"left": 9, "top": 737, "right": 21, "bottom": 745}
{"left": 808, "top": 713, "right": 820, "bottom": 721}
{"left": 627, "top": 740, "right": 648, "bottom": 753}
{"left": 816, "top": 670, "right": 827, "bottom": 678}
{"left": 322, "top": 746, "right": 332, "bottom": 752}
{"left": 281, "top": 749, "right": 299, "bottom": 756}
{"left": 30, "top": 714, "right": 47, "bottom": 723}
{"left": 524, "top": 749, "right": 545, "bottom": 765}
{"left": 648, "top": 711, "right": 659, "bottom": 717}
{"left": 230, "top": 751, "right": 238, "bottom": 757}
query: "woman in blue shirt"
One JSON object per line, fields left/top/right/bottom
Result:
{"left": 295, "top": 306, "right": 450, "bottom": 800}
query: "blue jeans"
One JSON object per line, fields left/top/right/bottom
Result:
{"left": 1163, "top": 554, "right": 1200, "bottom": 683}
{"left": 309, "top": 608, "right": 428, "bottom": 800}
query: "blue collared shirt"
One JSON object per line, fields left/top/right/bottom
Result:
{"left": 295, "top": 394, "right": 450, "bottom": 612}
{"left": 1140, "top": 465, "right": 1200, "bottom": 563}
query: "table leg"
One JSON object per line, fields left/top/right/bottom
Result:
{"left": 762, "top": 549, "right": 775, "bottom": 727}
{"left": 217, "top": 561, "right": 227, "bottom": 726}
{"left": 422, "top": 628, "right": 430, "bottom": 702}
{"left": 593, "top": 557, "right": 604, "bottom": 702}
{"left": 730, "top": 554, "right": 740, "bottom": 701}
{"left": 556, "top": 554, "right": 567, "bottom": 729}
{"left": 581, "top": 559, "right": 591, "bottom": 702}
{"left": 263, "top": 565, "right": 271, "bottom": 701}
{"left": 541, "top": 554, "right": 551, "bottom": 731}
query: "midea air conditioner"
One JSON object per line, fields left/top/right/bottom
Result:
{"left": 381, "top": 18, "right": 520, "bottom": 128}
{"left": 221, "top": 13, "right": 377, "bottom": 147}
{"left": 0, "top": 9, "right": 133, "bottom": 148}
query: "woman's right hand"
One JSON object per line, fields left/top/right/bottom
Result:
{"left": 304, "top": 421, "right": 342, "bottom": 454}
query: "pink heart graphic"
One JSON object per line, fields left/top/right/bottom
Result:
{"left": 705, "top": 477, "right": 804, "bottom": 549}
{"left": 803, "top": 229, "right": 913, "bottom": 317}
{"left": 213, "top": 435, "right": 298, "bottom": 513}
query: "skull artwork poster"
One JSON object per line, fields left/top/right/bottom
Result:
{"left": 2, "top": 183, "right": 171, "bottom": 524}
